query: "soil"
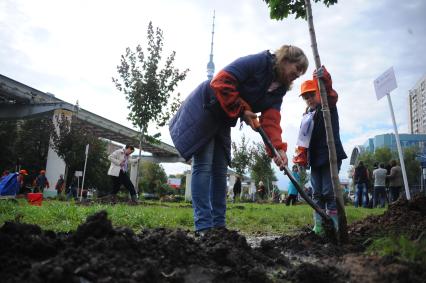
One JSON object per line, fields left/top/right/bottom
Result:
{"left": 1, "top": 197, "right": 426, "bottom": 282}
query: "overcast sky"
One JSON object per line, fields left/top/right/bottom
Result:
{"left": 1, "top": 0, "right": 425, "bottom": 189}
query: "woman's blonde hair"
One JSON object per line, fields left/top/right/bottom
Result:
{"left": 275, "top": 45, "right": 309, "bottom": 74}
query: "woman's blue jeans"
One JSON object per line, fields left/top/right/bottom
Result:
{"left": 191, "top": 137, "right": 227, "bottom": 232}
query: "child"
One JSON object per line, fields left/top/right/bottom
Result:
{"left": 293, "top": 66, "right": 347, "bottom": 234}
{"left": 286, "top": 165, "right": 300, "bottom": 206}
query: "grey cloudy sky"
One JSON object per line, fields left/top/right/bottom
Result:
{"left": 1, "top": 0, "right": 425, "bottom": 189}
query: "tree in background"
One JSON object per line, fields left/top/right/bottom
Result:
{"left": 0, "top": 120, "right": 18, "bottom": 172}
{"left": 0, "top": 117, "right": 53, "bottom": 174}
{"left": 249, "top": 142, "right": 277, "bottom": 198}
{"left": 139, "top": 160, "right": 167, "bottom": 195}
{"left": 113, "top": 21, "right": 189, "bottom": 190}
{"left": 263, "top": 0, "right": 347, "bottom": 241}
{"left": 374, "top": 147, "right": 393, "bottom": 165}
{"left": 16, "top": 117, "right": 54, "bottom": 172}
{"left": 113, "top": 21, "right": 188, "bottom": 137}
{"left": 231, "top": 134, "right": 252, "bottom": 177}
{"left": 403, "top": 147, "right": 421, "bottom": 187}
{"left": 50, "top": 114, "right": 110, "bottom": 194}
{"left": 113, "top": 21, "right": 188, "bottom": 140}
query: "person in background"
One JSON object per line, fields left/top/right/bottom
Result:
{"left": 372, "top": 163, "right": 387, "bottom": 208}
{"left": 55, "top": 174, "right": 65, "bottom": 195}
{"left": 1, "top": 170, "right": 10, "bottom": 181}
{"left": 0, "top": 169, "right": 28, "bottom": 196}
{"left": 34, "top": 170, "right": 49, "bottom": 193}
{"left": 353, "top": 161, "right": 369, "bottom": 208}
{"left": 17, "top": 170, "right": 28, "bottom": 193}
{"left": 258, "top": 181, "right": 267, "bottom": 200}
{"left": 286, "top": 165, "right": 300, "bottom": 206}
{"left": 387, "top": 159, "right": 403, "bottom": 203}
{"left": 249, "top": 182, "right": 257, "bottom": 202}
{"left": 385, "top": 162, "right": 392, "bottom": 204}
{"left": 272, "top": 185, "right": 281, "bottom": 203}
{"left": 19, "top": 169, "right": 32, "bottom": 194}
{"left": 232, "top": 176, "right": 242, "bottom": 203}
{"left": 66, "top": 175, "right": 78, "bottom": 201}
{"left": 169, "top": 45, "right": 308, "bottom": 234}
{"left": 304, "top": 186, "right": 313, "bottom": 199}
{"left": 107, "top": 144, "right": 139, "bottom": 204}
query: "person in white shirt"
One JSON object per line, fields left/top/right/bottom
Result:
{"left": 249, "top": 182, "right": 257, "bottom": 202}
{"left": 372, "top": 162, "right": 387, "bottom": 208}
{"left": 107, "top": 145, "right": 139, "bottom": 203}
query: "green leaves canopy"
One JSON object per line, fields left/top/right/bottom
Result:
{"left": 113, "top": 22, "right": 189, "bottom": 139}
{"left": 263, "top": 0, "right": 337, "bottom": 20}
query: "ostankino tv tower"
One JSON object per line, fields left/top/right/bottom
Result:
{"left": 206, "top": 11, "right": 215, "bottom": 80}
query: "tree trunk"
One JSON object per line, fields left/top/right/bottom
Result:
{"left": 304, "top": 0, "right": 348, "bottom": 242}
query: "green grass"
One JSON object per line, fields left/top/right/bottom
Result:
{"left": 366, "top": 235, "right": 426, "bottom": 264}
{"left": 0, "top": 199, "right": 385, "bottom": 235}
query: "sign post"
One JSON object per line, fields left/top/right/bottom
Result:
{"left": 75, "top": 171, "right": 82, "bottom": 200}
{"left": 80, "top": 144, "right": 89, "bottom": 201}
{"left": 374, "top": 67, "right": 410, "bottom": 200}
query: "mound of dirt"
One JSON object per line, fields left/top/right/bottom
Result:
{"left": 0, "top": 210, "right": 282, "bottom": 282}
{"left": 1, "top": 197, "right": 426, "bottom": 282}
{"left": 269, "top": 196, "right": 426, "bottom": 255}
{"left": 349, "top": 196, "right": 426, "bottom": 241}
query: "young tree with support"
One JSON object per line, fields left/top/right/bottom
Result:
{"left": 263, "top": 0, "right": 348, "bottom": 242}
{"left": 112, "top": 22, "right": 189, "bottom": 193}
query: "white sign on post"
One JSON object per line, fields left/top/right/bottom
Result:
{"left": 373, "top": 67, "right": 410, "bottom": 200}
{"left": 373, "top": 67, "right": 397, "bottom": 100}
{"left": 75, "top": 171, "right": 83, "bottom": 177}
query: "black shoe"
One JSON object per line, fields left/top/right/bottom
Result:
{"left": 128, "top": 195, "right": 139, "bottom": 205}
{"left": 213, "top": 226, "right": 228, "bottom": 232}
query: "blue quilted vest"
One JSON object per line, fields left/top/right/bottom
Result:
{"left": 169, "top": 51, "right": 287, "bottom": 162}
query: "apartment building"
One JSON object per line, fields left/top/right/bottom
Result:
{"left": 409, "top": 75, "right": 426, "bottom": 134}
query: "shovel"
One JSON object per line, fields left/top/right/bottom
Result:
{"left": 251, "top": 118, "right": 337, "bottom": 240}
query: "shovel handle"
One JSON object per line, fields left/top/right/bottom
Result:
{"left": 251, "top": 117, "right": 334, "bottom": 225}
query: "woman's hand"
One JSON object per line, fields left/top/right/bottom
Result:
{"left": 242, "top": 110, "right": 258, "bottom": 130}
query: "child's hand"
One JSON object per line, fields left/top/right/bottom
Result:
{"left": 293, "top": 146, "right": 308, "bottom": 167}
{"left": 314, "top": 65, "right": 333, "bottom": 93}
